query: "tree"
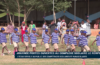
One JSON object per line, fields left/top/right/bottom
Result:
{"left": 0, "top": 0, "right": 18, "bottom": 26}
{"left": 36, "top": 0, "right": 72, "bottom": 22}
{"left": 22, "top": 0, "right": 37, "bottom": 22}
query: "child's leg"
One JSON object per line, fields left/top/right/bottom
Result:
{"left": 4, "top": 46, "right": 9, "bottom": 51}
{"left": 13, "top": 42, "right": 18, "bottom": 55}
{"left": 66, "top": 44, "right": 71, "bottom": 52}
{"left": 54, "top": 49, "right": 56, "bottom": 52}
{"left": 56, "top": 48, "right": 59, "bottom": 52}
{"left": 54, "top": 43, "right": 59, "bottom": 52}
{"left": 31, "top": 44, "right": 36, "bottom": 52}
{"left": 84, "top": 45, "right": 91, "bottom": 52}
{"left": 45, "top": 43, "right": 49, "bottom": 52}
{"left": 33, "top": 47, "right": 36, "bottom": 52}
{"left": 26, "top": 42, "right": 29, "bottom": 52}
{"left": 2, "top": 47, "right": 5, "bottom": 54}
{"left": 98, "top": 46, "right": 100, "bottom": 52}
{"left": 17, "top": 43, "right": 19, "bottom": 52}
{"left": 25, "top": 46, "right": 27, "bottom": 52}
{"left": 24, "top": 42, "right": 27, "bottom": 52}
{"left": 46, "top": 49, "right": 48, "bottom": 52}
{"left": 2, "top": 43, "right": 9, "bottom": 51}
{"left": 71, "top": 44, "right": 76, "bottom": 52}
{"left": 48, "top": 48, "right": 50, "bottom": 52}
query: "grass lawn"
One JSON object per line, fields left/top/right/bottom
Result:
{"left": 0, "top": 36, "right": 100, "bottom": 65}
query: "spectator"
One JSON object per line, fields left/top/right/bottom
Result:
{"left": 6, "top": 22, "right": 14, "bottom": 45}
{"left": 68, "top": 21, "right": 72, "bottom": 29}
{"left": 42, "top": 22, "right": 48, "bottom": 38}
{"left": 20, "top": 21, "right": 28, "bottom": 44}
{"left": 49, "top": 21, "right": 57, "bottom": 34}
{"left": 86, "top": 19, "right": 91, "bottom": 36}
{"left": 57, "top": 18, "right": 62, "bottom": 32}
{"left": 29, "top": 21, "right": 36, "bottom": 33}
{"left": 94, "top": 22, "right": 99, "bottom": 29}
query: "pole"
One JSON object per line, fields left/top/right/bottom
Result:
{"left": 88, "top": 0, "right": 89, "bottom": 16}
{"left": 74, "top": 0, "right": 76, "bottom": 21}
{"left": 53, "top": 0, "right": 56, "bottom": 23}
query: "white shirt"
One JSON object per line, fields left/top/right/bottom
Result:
{"left": 57, "top": 21, "right": 61, "bottom": 30}
{"left": 81, "top": 23, "right": 86, "bottom": 29}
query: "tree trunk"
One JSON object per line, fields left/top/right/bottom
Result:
{"left": 12, "top": 14, "right": 15, "bottom": 26}
{"left": 16, "top": 0, "right": 20, "bottom": 31}
{"left": 54, "top": 11, "right": 56, "bottom": 23}
{"left": 23, "top": 0, "right": 26, "bottom": 22}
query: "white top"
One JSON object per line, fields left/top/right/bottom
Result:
{"left": 86, "top": 22, "right": 91, "bottom": 35}
{"left": 81, "top": 23, "right": 86, "bottom": 29}
{"left": 57, "top": 21, "right": 61, "bottom": 30}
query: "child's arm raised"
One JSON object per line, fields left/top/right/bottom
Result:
{"left": 91, "top": 40, "right": 96, "bottom": 46}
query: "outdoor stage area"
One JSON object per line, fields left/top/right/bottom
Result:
{"left": 0, "top": 26, "right": 100, "bottom": 36}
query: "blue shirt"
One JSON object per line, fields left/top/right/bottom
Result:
{"left": 51, "top": 32, "right": 60, "bottom": 44}
{"left": 77, "top": 35, "right": 88, "bottom": 47}
{"left": 29, "top": 33, "right": 38, "bottom": 44}
{"left": 69, "top": 34, "right": 77, "bottom": 45}
{"left": 11, "top": 32, "right": 20, "bottom": 43}
{"left": 23, "top": 34, "right": 29, "bottom": 42}
{"left": 77, "top": 35, "right": 83, "bottom": 47}
{"left": 96, "top": 36, "right": 100, "bottom": 46}
{"left": 63, "top": 34, "right": 69, "bottom": 44}
{"left": 42, "top": 33, "right": 50, "bottom": 44}
{"left": 0, "top": 33, "right": 7, "bottom": 43}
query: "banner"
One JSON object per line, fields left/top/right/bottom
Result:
{"left": 15, "top": 52, "right": 100, "bottom": 58}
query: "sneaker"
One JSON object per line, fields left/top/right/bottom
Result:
{"left": 8, "top": 51, "right": 11, "bottom": 54}
{"left": 1, "top": 53, "right": 5, "bottom": 56}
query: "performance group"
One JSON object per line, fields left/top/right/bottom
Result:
{"left": 0, "top": 18, "right": 100, "bottom": 56}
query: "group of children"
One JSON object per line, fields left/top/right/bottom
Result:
{"left": 0, "top": 27, "right": 100, "bottom": 56}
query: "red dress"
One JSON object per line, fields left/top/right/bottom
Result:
{"left": 21, "top": 25, "right": 27, "bottom": 42}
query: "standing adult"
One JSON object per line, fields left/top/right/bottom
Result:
{"left": 60, "top": 19, "right": 67, "bottom": 42}
{"left": 79, "top": 21, "right": 86, "bottom": 35}
{"left": 42, "top": 22, "right": 48, "bottom": 38}
{"left": 6, "top": 22, "right": 14, "bottom": 45}
{"left": 49, "top": 21, "right": 57, "bottom": 34}
{"left": 29, "top": 21, "right": 36, "bottom": 33}
{"left": 71, "top": 21, "right": 80, "bottom": 35}
{"left": 68, "top": 21, "right": 72, "bottom": 29}
{"left": 20, "top": 21, "right": 28, "bottom": 43}
{"left": 57, "top": 18, "right": 62, "bottom": 32}
{"left": 86, "top": 19, "right": 91, "bottom": 36}
{"left": 94, "top": 22, "right": 99, "bottom": 29}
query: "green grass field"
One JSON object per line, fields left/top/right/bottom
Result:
{"left": 0, "top": 36, "right": 100, "bottom": 65}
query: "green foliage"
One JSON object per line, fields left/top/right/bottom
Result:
{"left": 0, "top": 13, "right": 6, "bottom": 18}
{"left": 36, "top": 0, "right": 72, "bottom": 12}
{"left": 0, "top": 0, "right": 72, "bottom": 20}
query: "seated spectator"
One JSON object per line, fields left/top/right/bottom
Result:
{"left": 94, "top": 23, "right": 99, "bottom": 29}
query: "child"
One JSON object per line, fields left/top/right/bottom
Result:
{"left": 68, "top": 29, "right": 77, "bottom": 52}
{"left": 23, "top": 30, "right": 29, "bottom": 52}
{"left": 0, "top": 28, "right": 11, "bottom": 56}
{"left": 41, "top": 29, "right": 50, "bottom": 52}
{"left": 11, "top": 28, "right": 21, "bottom": 55}
{"left": 62, "top": 29, "right": 71, "bottom": 52}
{"left": 51, "top": 28, "right": 61, "bottom": 52}
{"left": 77, "top": 30, "right": 84, "bottom": 52}
{"left": 92, "top": 31, "right": 100, "bottom": 51}
{"left": 78, "top": 31, "right": 91, "bottom": 52}
{"left": 29, "top": 28, "right": 39, "bottom": 52}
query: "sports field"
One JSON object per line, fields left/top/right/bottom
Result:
{"left": 0, "top": 36, "right": 100, "bottom": 65}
